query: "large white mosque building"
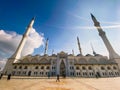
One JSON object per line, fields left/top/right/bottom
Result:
{"left": 2, "top": 14, "right": 120, "bottom": 78}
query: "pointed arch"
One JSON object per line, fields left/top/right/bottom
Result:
{"left": 60, "top": 60, "right": 66, "bottom": 76}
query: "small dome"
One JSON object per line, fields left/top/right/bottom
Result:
{"left": 86, "top": 54, "right": 93, "bottom": 56}
{"left": 95, "top": 54, "right": 102, "bottom": 56}
{"left": 27, "top": 54, "right": 32, "bottom": 57}
{"left": 78, "top": 58, "right": 87, "bottom": 64}
{"left": 35, "top": 54, "right": 40, "bottom": 56}
{"left": 88, "top": 58, "right": 98, "bottom": 64}
{"left": 77, "top": 54, "right": 83, "bottom": 56}
{"left": 99, "top": 58, "right": 109, "bottom": 64}
{"left": 52, "top": 54, "right": 57, "bottom": 56}
{"left": 39, "top": 58, "right": 51, "bottom": 64}
{"left": 68, "top": 54, "right": 73, "bottom": 56}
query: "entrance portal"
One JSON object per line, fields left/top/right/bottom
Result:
{"left": 60, "top": 60, "right": 66, "bottom": 77}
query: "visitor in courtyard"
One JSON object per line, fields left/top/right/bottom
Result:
{"left": 0, "top": 73, "right": 3, "bottom": 79}
{"left": 7, "top": 74, "right": 11, "bottom": 80}
{"left": 56, "top": 74, "right": 60, "bottom": 82}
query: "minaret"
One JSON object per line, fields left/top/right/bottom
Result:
{"left": 91, "top": 13, "right": 119, "bottom": 59}
{"left": 90, "top": 43, "right": 97, "bottom": 56}
{"left": 72, "top": 49, "right": 74, "bottom": 56}
{"left": 77, "top": 36, "right": 82, "bottom": 55}
{"left": 44, "top": 38, "right": 48, "bottom": 55}
{"left": 52, "top": 49, "right": 54, "bottom": 55}
{"left": 3, "top": 17, "right": 35, "bottom": 74}
{"left": 12, "top": 17, "right": 35, "bottom": 61}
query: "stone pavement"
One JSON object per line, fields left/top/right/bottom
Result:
{"left": 0, "top": 76, "right": 119, "bottom": 90}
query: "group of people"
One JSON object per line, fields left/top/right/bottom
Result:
{"left": 0, "top": 73, "right": 11, "bottom": 80}
{"left": 0, "top": 73, "right": 65, "bottom": 81}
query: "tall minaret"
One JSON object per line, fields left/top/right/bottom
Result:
{"left": 90, "top": 43, "right": 97, "bottom": 56}
{"left": 91, "top": 13, "right": 119, "bottom": 59}
{"left": 3, "top": 17, "right": 35, "bottom": 74}
{"left": 44, "top": 38, "right": 48, "bottom": 55}
{"left": 52, "top": 49, "right": 54, "bottom": 55}
{"left": 72, "top": 49, "right": 74, "bottom": 56}
{"left": 77, "top": 36, "right": 83, "bottom": 55}
{"left": 12, "top": 17, "right": 35, "bottom": 61}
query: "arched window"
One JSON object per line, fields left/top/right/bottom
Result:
{"left": 24, "top": 66, "right": 28, "bottom": 69}
{"left": 117, "top": 72, "right": 119, "bottom": 75}
{"left": 19, "top": 66, "right": 22, "bottom": 69}
{"left": 14, "top": 66, "right": 17, "bottom": 69}
{"left": 107, "top": 66, "right": 111, "bottom": 70}
{"left": 52, "top": 66, "right": 55, "bottom": 69}
{"left": 76, "top": 72, "right": 78, "bottom": 75}
{"left": 88, "top": 66, "right": 92, "bottom": 70}
{"left": 102, "top": 72, "right": 104, "bottom": 75}
{"left": 113, "top": 66, "right": 117, "bottom": 70}
{"left": 76, "top": 66, "right": 79, "bottom": 70}
{"left": 82, "top": 66, "right": 86, "bottom": 70}
{"left": 41, "top": 66, "right": 44, "bottom": 69}
{"left": 109, "top": 72, "right": 111, "bottom": 75}
{"left": 53, "top": 61, "right": 55, "bottom": 64}
{"left": 46, "top": 66, "right": 50, "bottom": 70}
{"left": 35, "top": 66, "right": 38, "bottom": 69}
{"left": 101, "top": 67, "right": 105, "bottom": 70}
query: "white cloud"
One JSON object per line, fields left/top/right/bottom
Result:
{"left": 22, "top": 28, "right": 44, "bottom": 56}
{"left": 0, "top": 29, "right": 44, "bottom": 69}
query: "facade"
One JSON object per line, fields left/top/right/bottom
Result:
{"left": 11, "top": 52, "right": 119, "bottom": 77}
{"left": 2, "top": 14, "right": 120, "bottom": 78}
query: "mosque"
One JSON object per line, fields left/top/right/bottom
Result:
{"left": 2, "top": 14, "right": 120, "bottom": 78}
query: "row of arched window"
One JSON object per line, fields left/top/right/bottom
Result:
{"left": 75, "top": 72, "right": 119, "bottom": 77}
{"left": 75, "top": 72, "right": 94, "bottom": 76}
{"left": 101, "top": 66, "right": 117, "bottom": 70}
{"left": 13, "top": 66, "right": 50, "bottom": 70}
{"left": 52, "top": 66, "right": 55, "bottom": 69}
{"left": 102, "top": 72, "right": 119, "bottom": 76}
{"left": 35, "top": 66, "right": 50, "bottom": 70}
{"left": 75, "top": 66, "right": 117, "bottom": 70}
{"left": 76, "top": 66, "right": 92, "bottom": 70}
{"left": 12, "top": 71, "right": 50, "bottom": 76}
{"left": 70, "top": 66, "right": 74, "bottom": 70}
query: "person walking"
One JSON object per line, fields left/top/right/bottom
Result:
{"left": 7, "top": 74, "right": 11, "bottom": 80}
{"left": 56, "top": 74, "right": 60, "bottom": 82}
{"left": 0, "top": 73, "right": 3, "bottom": 79}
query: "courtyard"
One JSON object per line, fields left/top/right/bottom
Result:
{"left": 0, "top": 76, "right": 120, "bottom": 90}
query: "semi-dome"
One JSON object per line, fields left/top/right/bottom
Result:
{"left": 77, "top": 54, "right": 83, "bottom": 56}
{"left": 85, "top": 54, "right": 93, "bottom": 56}
{"left": 88, "top": 58, "right": 98, "bottom": 64}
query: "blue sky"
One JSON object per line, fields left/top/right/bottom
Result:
{"left": 1, "top": 0, "right": 120, "bottom": 60}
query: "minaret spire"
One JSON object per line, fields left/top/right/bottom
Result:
{"left": 91, "top": 13, "right": 119, "bottom": 59}
{"left": 90, "top": 43, "right": 96, "bottom": 56}
{"left": 77, "top": 36, "right": 82, "bottom": 55}
{"left": 12, "top": 17, "right": 35, "bottom": 61}
{"left": 72, "top": 49, "right": 74, "bottom": 56}
{"left": 44, "top": 38, "right": 48, "bottom": 55}
{"left": 3, "top": 17, "right": 35, "bottom": 74}
{"left": 52, "top": 49, "right": 54, "bottom": 55}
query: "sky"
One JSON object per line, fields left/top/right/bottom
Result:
{"left": 1, "top": 0, "right": 120, "bottom": 69}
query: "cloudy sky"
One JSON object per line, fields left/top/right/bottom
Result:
{"left": 0, "top": 0, "right": 120, "bottom": 69}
